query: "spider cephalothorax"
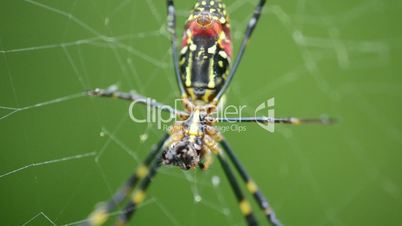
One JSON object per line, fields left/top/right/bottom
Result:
{"left": 162, "top": 137, "right": 202, "bottom": 169}
{"left": 162, "top": 100, "right": 220, "bottom": 170}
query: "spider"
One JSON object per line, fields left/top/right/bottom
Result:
{"left": 81, "top": 1, "right": 333, "bottom": 225}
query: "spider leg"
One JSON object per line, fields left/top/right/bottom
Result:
{"left": 220, "top": 139, "right": 282, "bottom": 226}
{"left": 217, "top": 149, "right": 260, "bottom": 226}
{"left": 115, "top": 156, "right": 163, "bottom": 226}
{"left": 166, "top": 0, "right": 185, "bottom": 95}
{"left": 81, "top": 133, "right": 170, "bottom": 226}
{"left": 88, "top": 85, "right": 187, "bottom": 116}
{"left": 215, "top": 0, "right": 266, "bottom": 100}
{"left": 216, "top": 116, "right": 336, "bottom": 125}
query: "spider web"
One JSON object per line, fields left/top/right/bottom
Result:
{"left": 1, "top": 0, "right": 401, "bottom": 226}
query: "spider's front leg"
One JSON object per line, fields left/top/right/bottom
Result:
{"left": 203, "top": 126, "right": 261, "bottom": 226}
{"left": 220, "top": 139, "right": 282, "bottom": 226}
{"left": 80, "top": 133, "right": 170, "bottom": 226}
{"left": 216, "top": 149, "right": 260, "bottom": 226}
{"left": 115, "top": 156, "right": 163, "bottom": 226}
{"left": 115, "top": 126, "right": 188, "bottom": 225}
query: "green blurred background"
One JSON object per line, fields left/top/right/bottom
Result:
{"left": 1, "top": 0, "right": 401, "bottom": 225}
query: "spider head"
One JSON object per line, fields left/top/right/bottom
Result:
{"left": 162, "top": 99, "right": 216, "bottom": 170}
{"left": 162, "top": 137, "right": 203, "bottom": 170}
{"left": 162, "top": 104, "right": 215, "bottom": 170}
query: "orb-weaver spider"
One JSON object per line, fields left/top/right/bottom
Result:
{"left": 80, "top": 0, "right": 333, "bottom": 225}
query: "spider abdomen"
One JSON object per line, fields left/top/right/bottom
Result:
{"left": 179, "top": 0, "right": 232, "bottom": 102}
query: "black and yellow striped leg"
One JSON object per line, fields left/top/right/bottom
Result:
{"left": 115, "top": 157, "right": 163, "bottom": 226}
{"left": 220, "top": 139, "right": 282, "bottom": 226}
{"left": 166, "top": 0, "right": 185, "bottom": 95}
{"left": 217, "top": 151, "right": 259, "bottom": 226}
{"left": 216, "top": 0, "right": 266, "bottom": 100}
{"left": 81, "top": 133, "right": 169, "bottom": 226}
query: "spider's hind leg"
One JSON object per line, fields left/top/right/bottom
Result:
{"left": 166, "top": 0, "right": 185, "bottom": 95}
{"left": 215, "top": 0, "right": 267, "bottom": 100}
